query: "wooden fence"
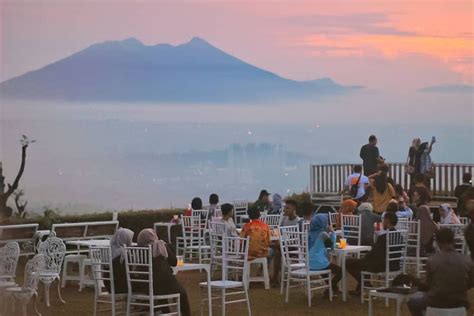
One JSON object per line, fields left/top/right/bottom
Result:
{"left": 310, "top": 163, "right": 474, "bottom": 197}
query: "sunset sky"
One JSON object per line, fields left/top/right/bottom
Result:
{"left": 1, "top": 0, "right": 473, "bottom": 90}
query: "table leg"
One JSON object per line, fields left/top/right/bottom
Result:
{"left": 368, "top": 292, "right": 373, "bottom": 316}
{"left": 206, "top": 266, "right": 212, "bottom": 316}
{"left": 342, "top": 254, "right": 347, "bottom": 302}
{"left": 167, "top": 226, "right": 172, "bottom": 244}
{"left": 396, "top": 297, "right": 401, "bottom": 316}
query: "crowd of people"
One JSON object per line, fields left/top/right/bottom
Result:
{"left": 101, "top": 135, "right": 473, "bottom": 315}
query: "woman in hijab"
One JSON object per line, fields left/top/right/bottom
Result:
{"left": 136, "top": 229, "right": 190, "bottom": 316}
{"left": 308, "top": 214, "right": 342, "bottom": 296}
{"left": 270, "top": 193, "right": 283, "bottom": 214}
{"left": 439, "top": 203, "right": 461, "bottom": 224}
{"left": 106, "top": 228, "right": 134, "bottom": 294}
{"left": 416, "top": 205, "right": 439, "bottom": 255}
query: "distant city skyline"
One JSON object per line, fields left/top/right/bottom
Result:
{"left": 1, "top": 0, "right": 472, "bottom": 91}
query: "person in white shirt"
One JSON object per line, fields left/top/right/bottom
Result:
{"left": 279, "top": 200, "right": 300, "bottom": 227}
{"left": 220, "top": 203, "right": 239, "bottom": 237}
{"left": 340, "top": 165, "right": 370, "bottom": 201}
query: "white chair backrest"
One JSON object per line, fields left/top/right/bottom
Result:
{"left": 329, "top": 213, "right": 338, "bottom": 229}
{"left": 222, "top": 236, "right": 249, "bottom": 280}
{"left": 341, "top": 214, "right": 361, "bottom": 246}
{"left": 233, "top": 200, "right": 249, "bottom": 225}
{"left": 438, "top": 224, "right": 467, "bottom": 254}
{"left": 396, "top": 217, "right": 409, "bottom": 231}
{"left": 37, "top": 236, "right": 66, "bottom": 274}
{"left": 262, "top": 214, "right": 281, "bottom": 229}
{"left": 125, "top": 246, "right": 153, "bottom": 297}
{"left": 209, "top": 221, "right": 227, "bottom": 256}
{"left": 90, "top": 246, "right": 114, "bottom": 294}
{"left": 279, "top": 226, "right": 301, "bottom": 258}
{"left": 24, "top": 254, "right": 46, "bottom": 290}
{"left": 385, "top": 230, "right": 407, "bottom": 273}
{"left": 458, "top": 217, "right": 469, "bottom": 226}
{"left": 406, "top": 221, "right": 421, "bottom": 257}
{"left": 0, "top": 241, "right": 20, "bottom": 277}
{"left": 280, "top": 230, "right": 307, "bottom": 270}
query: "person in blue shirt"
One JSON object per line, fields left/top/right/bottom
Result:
{"left": 308, "top": 214, "right": 342, "bottom": 295}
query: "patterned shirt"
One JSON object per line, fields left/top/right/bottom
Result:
{"left": 240, "top": 219, "right": 271, "bottom": 260}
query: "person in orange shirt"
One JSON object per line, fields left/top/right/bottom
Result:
{"left": 336, "top": 199, "right": 358, "bottom": 229}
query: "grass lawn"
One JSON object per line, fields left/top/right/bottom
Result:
{"left": 9, "top": 267, "right": 474, "bottom": 316}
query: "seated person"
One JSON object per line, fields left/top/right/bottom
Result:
{"left": 136, "top": 229, "right": 191, "bottom": 316}
{"left": 407, "top": 228, "right": 472, "bottom": 316}
{"left": 439, "top": 203, "right": 461, "bottom": 224}
{"left": 270, "top": 193, "right": 283, "bottom": 214}
{"left": 251, "top": 189, "right": 272, "bottom": 213}
{"left": 184, "top": 197, "right": 203, "bottom": 216}
{"left": 240, "top": 208, "right": 278, "bottom": 283}
{"left": 417, "top": 205, "right": 439, "bottom": 255}
{"left": 106, "top": 228, "right": 134, "bottom": 294}
{"left": 220, "top": 203, "right": 239, "bottom": 237}
{"left": 357, "top": 203, "right": 381, "bottom": 246}
{"left": 382, "top": 199, "right": 413, "bottom": 220}
{"left": 308, "top": 214, "right": 342, "bottom": 295}
{"left": 279, "top": 199, "right": 300, "bottom": 227}
{"left": 346, "top": 212, "right": 400, "bottom": 295}
{"left": 337, "top": 199, "right": 358, "bottom": 229}
{"left": 208, "top": 193, "right": 219, "bottom": 218}
{"left": 298, "top": 204, "right": 314, "bottom": 231}
{"left": 463, "top": 188, "right": 474, "bottom": 260}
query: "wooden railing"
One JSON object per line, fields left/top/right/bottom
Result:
{"left": 310, "top": 163, "right": 474, "bottom": 197}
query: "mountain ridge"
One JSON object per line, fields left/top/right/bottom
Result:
{"left": 0, "top": 37, "right": 355, "bottom": 103}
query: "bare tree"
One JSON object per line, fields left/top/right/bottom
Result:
{"left": 0, "top": 135, "right": 34, "bottom": 219}
{"left": 13, "top": 189, "right": 28, "bottom": 218}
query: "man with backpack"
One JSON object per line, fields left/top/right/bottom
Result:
{"left": 340, "top": 165, "right": 370, "bottom": 202}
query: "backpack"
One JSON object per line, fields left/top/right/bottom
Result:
{"left": 350, "top": 174, "right": 363, "bottom": 198}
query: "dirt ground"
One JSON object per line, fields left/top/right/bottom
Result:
{"left": 5, "top": 266, "right": 474, "bottom": 316}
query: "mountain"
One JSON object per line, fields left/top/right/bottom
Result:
{"left": 0, "top": 37, "right": 353, "bottom": 103}
{"left": 418, "top": 84, "right": 474, "bottom": 94}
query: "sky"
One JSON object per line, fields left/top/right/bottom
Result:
{"left": 1, "top": 0, "right": 473, "bottom": 91}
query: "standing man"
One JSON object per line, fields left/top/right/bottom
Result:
{"left": 360, "top": 135, "right": 384, "bottom": 176}
{"left": 339, "top": 165, "right": 370, "bottom": 201}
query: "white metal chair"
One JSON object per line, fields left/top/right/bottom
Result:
{"left": 282, "top": 230, "right": 332, "bottom": 307}
{"left": 246, "top": 257, "right": 270, "bottom": 290}
{"left": 124, "top": 245, "right": 180, "bottom": 316}
{"left": 426, "top": 307, "right": 467, "bottom": 316}
{"left": 458, "top": 217, "right": 469, "bottom": 226}
{"left": 341, "top": 214, "right": 361, "bottom": 246}
{"left": 181, "top": 216, "right": 211, "bottom": 264}
{"left": 395, "top": 217, "right": 409, "bottom": 231}
{"left": 192, "top": 210, "right": 209, "bottom": 226}
{"left": 233, "top": 200, "right": 249, "bottom": 227}
{"left": 37, "top": 236, "right": 66, "bottom": 307}
{"left": 90, "top": 246, "right": 127, "bottom": 316}
{"left": 0, "top": 242, "right": 20, "bottom": 282}
{"left": 4, "top": 254, "right": 45, "bottom": 316}
{"left": 208, "top": 221, "right": 227, "bottom": 277}
{"left": 261, "top": 214, "right": 281, "bottom": 229}
{"left": 361, "top": 230, "right": 407, "bottom": 304}
{"left": 404, "top": 221, "right": 427, "bottom": 278}
{"left": 278, "top": 225, "right": 303, "bottom": 295}
{"left": 199, "top": 236, "right": 251, "bottom": 316}
{"left": 439, "top": 224, "right": 467, "bottom": 254}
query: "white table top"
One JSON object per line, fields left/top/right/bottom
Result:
{"left": 334, "top": 245, "right": 371, "bottom": 253}
{"left": 173, "top": 263, "right": 210, "bottom": 273}
{"left": 66, "top": 239, "right": 111, "bottom": 247}
{"left": 155, "top": 222, "right": 179, "bottom": 227}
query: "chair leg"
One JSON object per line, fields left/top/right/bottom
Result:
{"left": 285, "top": 274, "right": 290, "bottom": 303}
{"left": 360, "top": 274, "right": 364, "bottom": 304}
{"left": 262, "top": 261, "right": 270, "bottom": 290}
{"left": 306, "top": 275, "right": 311, "bottom": 307}
{"left": 329, "top": 272, "right": 333, "bottom": 302}
{"left": 221, "top": 288, "right": 226, "bottom": 316}
{"left": 245, "top": 286, "right": 252, "bottom": 316}
{"left": 61, "top": 261, "right": 68, "bottom": 288}
{"left": 280, "top": 264, "right": 285, "bottom": 295}
{"left": 44, "top": 282, "right": 51, "bottom": 307}
{"left": 33, "top": 292, "right": 41, "bottom": 316}
{"left": 79, "top": 260, "right": 85, "bottom": 291}
{"left": 56, "top": 277, "right": 66, "bottom": 304}
{"left": 93, "top": 291, "right": 98, "bottom": 316}
{"left": 126, "top": 297, "right": 130, "bottom": 316}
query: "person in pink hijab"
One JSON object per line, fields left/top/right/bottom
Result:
{"left": 439, "top": 204, "right": 461, "bottom": 224}
{"left": 137, "top": 229, "right": 190, "bottom": 316}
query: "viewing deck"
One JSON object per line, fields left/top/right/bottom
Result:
{"left": 310, "top": 163, "right": 473, "bottom": 208}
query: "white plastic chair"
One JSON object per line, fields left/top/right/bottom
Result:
{"left": 124, "top": 245, "right": 180, "bottom": 316}
{"left": 329, "top": 213, "right": 338, "bottom": 230}
{"left": 361, "top": 230, "right": 407, "bottom": 305}
{"left": 0, "top": 242, "right": 20, "bottom": 282}
{"left": 261, "top": 214, "right": 281, "bottom": 229}
{"left": 181, "top": 216, "right": 211, "bottom": 264}
{"left": 37, "top": 236, "right": 66, "bottom": 307}
{"left": 282, "top": 230, "right": 332, "bottom": 307}
{"left": 208, "top": 221, "right": 227, "bottom": 277}
{"left": 90, "top": 246, "right": 127, "bottom": 316}
{"left": 426, "top": 307, "right": 467, "bottom": 316}
{"left": 458, "top": 217, "right": 469, "bottom": 226}
{"left": 395, "top": 218, "right": 409, "bottom": 231}
{"left": 199, "top": 236, "right": 251, "bottom": 316}
{"left": 404, "top": 221, "right": 427, "bottom": 278}
{"left": 233, "top": 200, "right": 249, "bottom": 227}
{"left": 278, "top": 225, "right": 303, "bottom": 295}
{"left": 341, "top": 214, "right": 361, "bottom": 246}
{"left": 5, "top": 254, "right": 45, "bottom": 316}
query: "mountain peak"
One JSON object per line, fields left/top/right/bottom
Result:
{"left": 183, "top": 36, "right": 214, "bottom": 48}
{"left": 120, "top": 37, "right": 144, "bottom": 47}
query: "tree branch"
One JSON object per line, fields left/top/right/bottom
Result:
{"left": 5, "top": 145, "right": 27, "bottom": 198}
